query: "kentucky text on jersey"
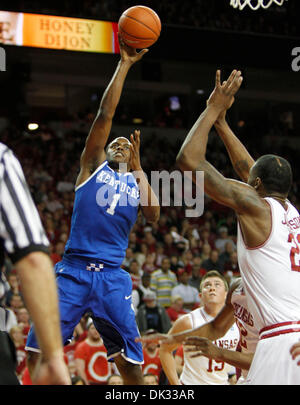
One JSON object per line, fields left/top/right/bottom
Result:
{"left": 96, "top": 169, "right": 140, "bottom": 204}
{"left": 232, "top": 302, "right": 254, "bottom": 327}
{"left": 64, "top": 161, "right": 140, "bottom": 266}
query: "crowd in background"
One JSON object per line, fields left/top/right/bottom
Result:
{"left": 0, "top": 107, "right": 299, "bottom": 384}
{"left": 1, "top": 0, "right": 298, "bottom": 37}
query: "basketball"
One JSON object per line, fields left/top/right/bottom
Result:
{"left": 118, "top": 6, "right": 161, "bottom": 49}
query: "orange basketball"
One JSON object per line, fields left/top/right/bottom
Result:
{"left": 118, "top": 5, "right": 161, "bottom": 49}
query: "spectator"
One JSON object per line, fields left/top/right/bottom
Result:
{"left": 128, "top": 259, "right": 143, "bottom": 290}
{"left": 143, "top": 231, "right": 157, "bottom": 254}
{"left": 74, "top": 319, "right": 111, "bottom": 385}
{"left": 169, "top": 255, "right": 181, "bottom": 275}
{"left": 155, "top": 243, "right": 167, "bottom": 267}
{"left": 144, "top": 373, "right": 159, "bottom": 385}
{"left": 135, "top": 243, "right": 148, "bottom": 267}
{"left": 50, "top": 241, "right": 65, "bottom": 265}
{"left": 224, "top": 251, "right": 240, "bottom": 276}
{"left": 122, "top": 247, "right": 134, "bottom": 271}
{"left": 142, "top": 253, "right": 157, "bottom": 275}
{"left": 107, "top": 374, "right": 123, "bottom": 385}
{"left": 219, "top": 214, "right": 237, "bottom": 237}
{"left": 202, "top": 249, "right": 224, "bottom": 273}
{"left": 171, "top": 269, "right": 200, "bottom": 311}
{"left": 128, "top": 232, "right": 140, "bottom": 252}
{"left": 214, "top": 226, "right": 236, "bottom": 254}
{"left": 9, "top": 325, "right": 26, "bottom": 382}
{"left": 133, "top": 273, "right": 153, "bottom": 312}
{"left": 188, "top": 264, "right": 205, "bottom": 291}
{"left": 166, "top": 295, "right": 187, "bottom": 323}
{"left": 200, "top": 243, "right": 212, "bottom": 262}
{"left": 163, "top": 233, "right": 179, "bottom": 257}
{"left": 16, "top": 307, "right": 31, "bottom": 340}
{"left": 157, "top": 215, "right": 170, "bottom": 236}
{"left": 219, "top": 241, "right": 235, "bottom": 268}
{"left": 64, "top": 319, "right": 88, "bottom": 379}
{"left": 199, "top": 229, "right": 215, "bottom": 250}
{"left": 136, "top": 291, "right": 171, "bottom": 334}
{"left": 5, "top": 273, "right": 20, "bottom": 306}
{"left": 150, "top": 258, "right": 178, "bottom": 308}
{"left": 8, "top": 293, "right": 24, "bottom": 316}
{"left": 71, "top": 375, "right": 86, "bottom": 385}
{"left": 45, "top": 191, "right": 64, "bottom": 213}
{"left": 170, "top": 227, "right": 189, "bottom": 252}
{"left": 141, "top": 330, "right": 162, "bottom": 382}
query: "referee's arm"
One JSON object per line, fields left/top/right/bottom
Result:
{"left": 0, "top": 146, "right": 70, "bottom": 384}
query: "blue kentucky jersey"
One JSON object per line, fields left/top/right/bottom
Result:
{"left": 64, "top": 160, "right": 140, "bottom": 267}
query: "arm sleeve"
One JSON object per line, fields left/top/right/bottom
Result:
{"left": 0, "top": 146, "right": 50, "bottom": 264}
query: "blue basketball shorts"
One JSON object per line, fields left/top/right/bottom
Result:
{"left": 25, "top": 256, "right": 143, "bottom": 365}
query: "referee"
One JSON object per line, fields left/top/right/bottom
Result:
{"left": 0, "top": 143, "right": 70, "bottom": 385}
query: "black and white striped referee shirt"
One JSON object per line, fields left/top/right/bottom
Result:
{"left": 0, "top": 143, "right": 49, "bottom": 265}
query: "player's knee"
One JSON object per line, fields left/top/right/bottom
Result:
{"left": 114, "top": 355, "right": 143, "bottom": 382}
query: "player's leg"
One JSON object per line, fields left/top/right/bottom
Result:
{"left": 114, "top": 354, "right": 144, "bottom": 385}
{"left": 91, "top": 268, "right": 144, "bottom": 384}
{"left": 26, "top": 262, "right": 91, "bottom": 380}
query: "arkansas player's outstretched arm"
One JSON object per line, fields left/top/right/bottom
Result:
{"left": 176, "top": 70, "right": 264, "bottom": 216}
{"left": 214, "top": 107, "right": 255, "bottom": 183}
{"left": 184, "top": 336, "right": 254, "bottom": 371}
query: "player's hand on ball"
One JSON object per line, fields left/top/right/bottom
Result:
{"left": 207, "top": 70, "right": 242, "bottom": 112}
{"left": 118, "top": 33, "right": 149, "bottom": 65}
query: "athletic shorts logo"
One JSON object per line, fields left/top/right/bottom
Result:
{"left": 125, "top": 295, "right": 131, "bottom": 300}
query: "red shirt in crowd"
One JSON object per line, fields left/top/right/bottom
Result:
{"left": 74, "top": 340, "right": 111, "bottom": 385}
{"left": 166, "top": 307, "right": 188, "bottom": 323}
{"left": 142, "top": 347, "right": 162, "bottom": 379}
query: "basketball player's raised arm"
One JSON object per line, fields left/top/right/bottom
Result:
{"left": 78, "top": 34, "right": 148, "bottom": 178}
{"left": 184, "top": 336, "right": 253, "bottom": 371}
{"left": 214, "top": 108, "right": 255, "bottom": 182}
{"left": 176, "top": 70, "right": 263, "bottom": 216}
{"left": 130, "top": 130, "right": 160, "bottom": 223}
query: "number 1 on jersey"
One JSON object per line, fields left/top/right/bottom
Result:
{"left": 106, "top": 193, "right": 121, "bottom": 215}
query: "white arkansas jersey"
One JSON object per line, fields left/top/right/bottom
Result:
{"left": 180, "top": 307, "right": 239, "bottom": 385}
{"left": 237, "top": 197, "right": 300, "bottom": 333}
{"left": 231, "top": 279, "right": 259, "bottom": 380}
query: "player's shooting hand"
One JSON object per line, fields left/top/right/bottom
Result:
{"left": 183, "top": 336, "right": 222, "bottom": 360}
{"left": 129, "top": 130, "right": 142, "bottom": 171}
{"left": 207, "top": 70, "right": 242, "bottom": 113}
{"left": 118, "top": 33, "right": 149, "bottom": 65}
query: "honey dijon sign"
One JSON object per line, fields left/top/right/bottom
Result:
{"left": 0, "top": 10, "right": 120, "bottom": 54}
